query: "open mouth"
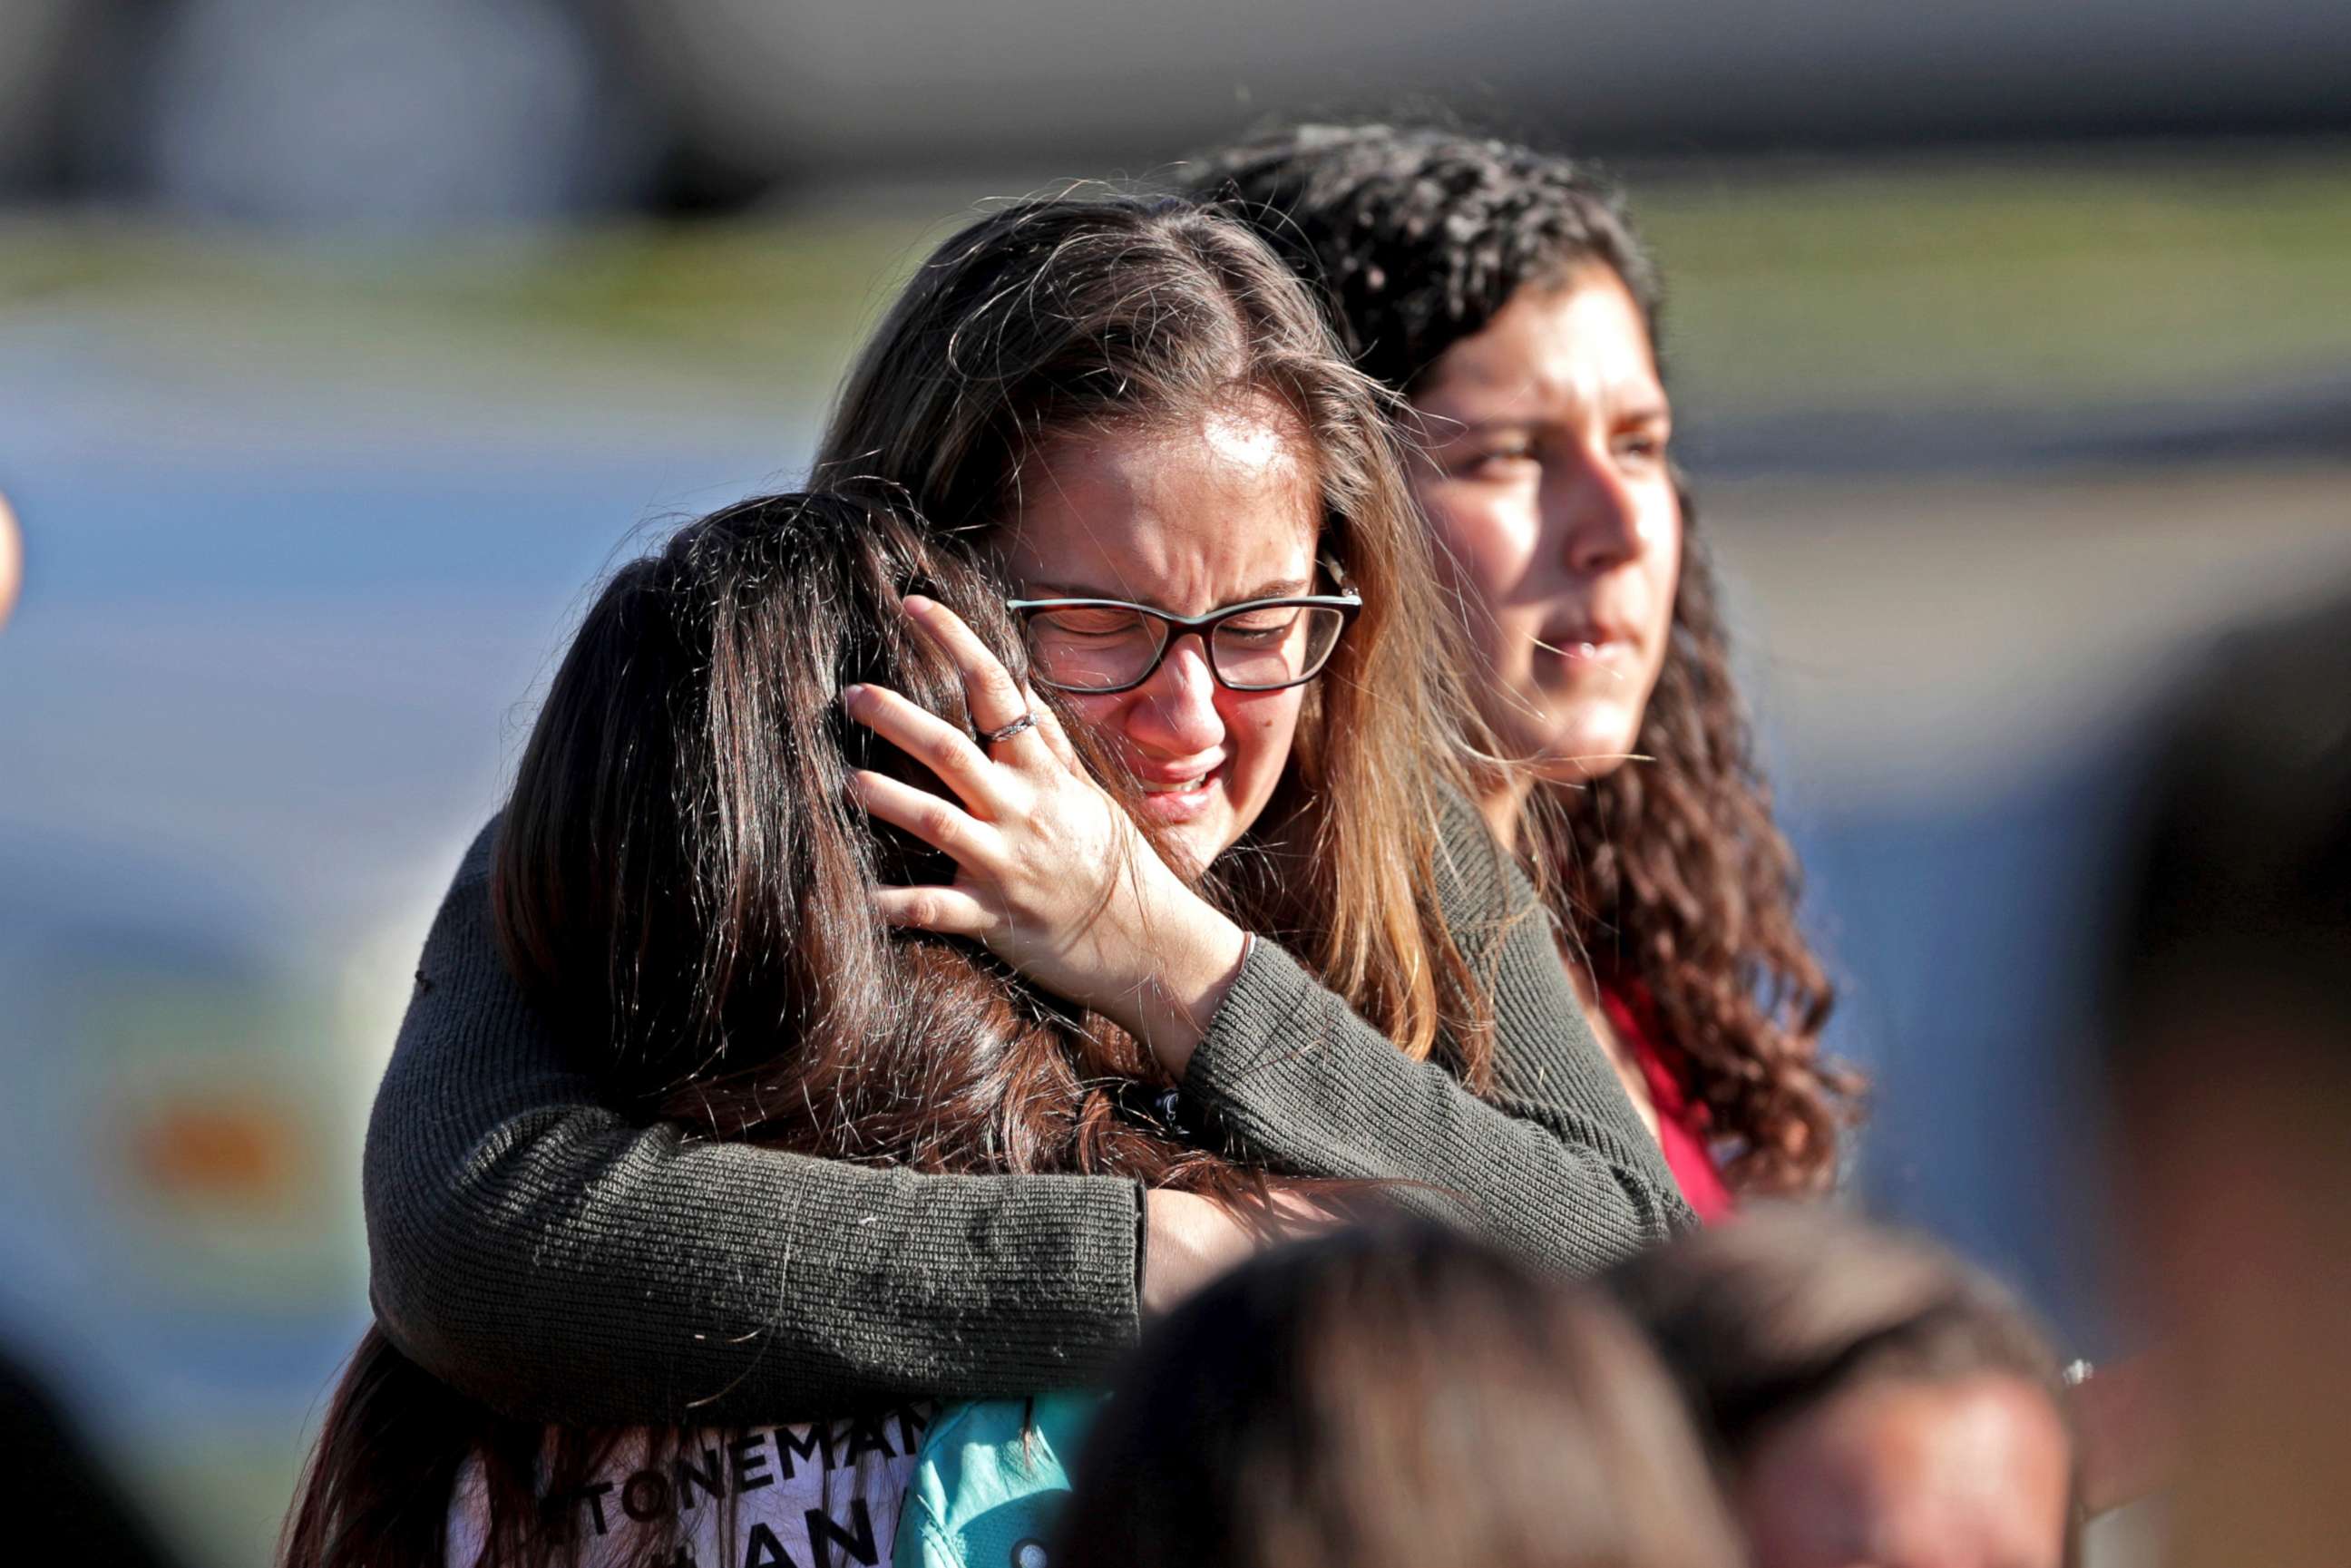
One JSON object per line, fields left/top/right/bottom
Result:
{"left": 1132, "top": 759, "right": 1225, "bottom": 821}
{"left": 1535, "top": 624, "right": 1633, "bottom": 659}
{"left": 1138, "top": 772, "right": 1212, "bottom": 794}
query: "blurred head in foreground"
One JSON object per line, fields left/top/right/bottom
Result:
{"left": 0, "top": 489, "right": 20, "bottom": 628}
{"left": 1056, "top": 1224, "right": 1742, "bottom": 1568}
{"left": 2102, "top": 589, "right": 2351, "bottom": 1568}
{"left": 1609, "top": 1209, "right": 2076, "bottom": 1568}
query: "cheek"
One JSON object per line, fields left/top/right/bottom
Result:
{"left": 1650, "top": 488, "right": 1685, "bottom": 595}
{"left": 1639, "top": 501, "right": 1686, "bottom": 671}
{"left": 1054, "top": 691, "right": 1144, "bottom": 769}
{"left": 1059, "top": 690, "right": 1127, "bottom": 735}
{"left": 1220, "top": 691, "right": 1302, "bottom": 788}
{"left": 1420, "top": 485, "right": 1536, "bottom": 605}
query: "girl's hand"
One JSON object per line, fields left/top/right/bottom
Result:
{"left": 844, "top": 595, "right": 1247, "bottom": 1072}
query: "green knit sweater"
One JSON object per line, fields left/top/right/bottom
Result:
{"left": 363, "top": 794, "right": 1692, "bottom": 1426}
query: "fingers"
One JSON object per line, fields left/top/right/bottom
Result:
{"left": 874, "top": 884, "right": 997, "bottom": 937}
{"left": 851, "top": 769, "right": 1003, "bottom": 869}
{"left": 1029, "top": 699, "right": 1085, "bottom": 773}
{"left": 843, "top": 682, "right": 1010, "bottom": 819}
{"left": 902, "top": 596, "right": 1049, "bottom": 764}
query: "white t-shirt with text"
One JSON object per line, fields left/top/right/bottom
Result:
{"left": 445, "top": 1406, "right": 930, "bottom": 1568}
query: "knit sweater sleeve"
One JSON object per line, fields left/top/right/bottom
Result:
{"left": 362, "top": 821, "right": 1145, "bottom": 1427}
{"left": 1180, "top": 794, "right": 1696, "bottom": 1273}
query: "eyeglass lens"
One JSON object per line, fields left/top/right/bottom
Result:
{"left": 1022, "top": 603, "right": 1349, "bottom": 692}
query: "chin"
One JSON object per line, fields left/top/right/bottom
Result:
{"left": 1529, "top": 755, "right": 1621, "bottom": 787}
{"left": 1162, "top": 816, "right": 1234, "bottom": 878}
{"left": 1526, "top": 716, "right": 1645, "bottom": 785}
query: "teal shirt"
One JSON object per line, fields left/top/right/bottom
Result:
{"left": 893, "top": 1394, "right": 1104, "bottom": 1568}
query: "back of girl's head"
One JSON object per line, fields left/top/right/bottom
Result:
{"left": 1057, "top": 1225, "right": 1744, "bottom": 1568}
{"left": 1181, "top": 123, "right": 1658, "bottom": 394}
{"left": 493, "top": 490, "right": 1243, "bottom": 1188}
{"left": 1606, "top": 1209, "right": 2068, "bottom": 1466}
{"left": 815, "top": 190, "right": 1493, "bottom": 1070}
{"left": 499, "top": 491, "right": 982, "bottom": 1108}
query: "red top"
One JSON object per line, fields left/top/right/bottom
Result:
{"left": 1598, "top": 987, "right": 1735, "bottom": 1224}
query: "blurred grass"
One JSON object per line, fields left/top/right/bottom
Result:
{"left": 5, "top": 148, "right": 2347, "bottom": 416}
{"left": 1639, "top": 150, "right": 2351, "bottom": 412}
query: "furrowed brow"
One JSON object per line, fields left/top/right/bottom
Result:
{"left": 1020, "top": 577, "right": 1315, "bottom": 609}
{"left": 1019, "top": 580, "right": 1130, "bottom": 602}
{"left": 1230, "top": 576, "right": 1315, "bottom": 601}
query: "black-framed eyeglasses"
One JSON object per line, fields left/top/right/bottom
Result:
{"left": 1006, "top": 588, "right": 1362, "bottom": 695}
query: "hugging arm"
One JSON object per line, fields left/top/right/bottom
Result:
{"left": 363, "top": 823, "right": 1146, "bottom": 1427}
{"left": 1179, "top": 794, "right": 1696, "bottom": 1273}
{"left": 367, "top": 797, "right": 1681, "bottom": 1427}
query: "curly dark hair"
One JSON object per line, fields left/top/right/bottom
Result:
{"left": 1185, "top": 124, "right": 1857, "bottom": 1193}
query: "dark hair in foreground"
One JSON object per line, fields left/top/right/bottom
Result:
{"left": 1605, "top": 1208, "right": 2076, "bottom": 1524}
{"left": 813, "top": 190, "right": 1498, "bottom": 1075}
{"left": 1056, "top": 1225, "right": 1744, "bottom": 1568}
{"left": 1187, "top": 125, "right": 1856, "bottom": 1193}
{"left": 285, "top": 494, "right": 1289, "bottom": 1568}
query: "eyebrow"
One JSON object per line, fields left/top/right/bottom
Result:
{"left": 1019, "top": 575, "right": 1317, "bottom": 608}
{"left": 1432, "top": 406, "right": 1673, "bottom": 439}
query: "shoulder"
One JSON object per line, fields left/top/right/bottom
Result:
{"left": 453, "top": 813, "right": 502, "bottom": 889}
{"left": 1428, "top": 784, "right": 1544, "bottom": 939}
{"left": 408, "top": 813, "right": 505, "bottom": 960}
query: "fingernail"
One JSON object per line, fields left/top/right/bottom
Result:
{"left": 902, "top": 594, "right": 934, "bottom": 615}
{"left": 840, "top": 683, "right": 868, "bottom": 706}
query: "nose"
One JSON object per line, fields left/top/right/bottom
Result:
{"left": 1545, "top": 446, "right": 1646, "bottom": 577}
{"left": 1122, "top": 634, "right": 1225, "bottom": 755}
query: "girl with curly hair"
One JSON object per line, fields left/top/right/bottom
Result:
{"left": 1189, "top": 124, "right": 1859, "bottom": 1208}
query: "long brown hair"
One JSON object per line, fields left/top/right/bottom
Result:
{"left": 1057, "top": 1224, "right": 1746, "bottom": 1568}
{"left": 813, "top": 192, "right": 1497, "bottom": 1074}
{"left": 284, "top": 493, "right": 1293, "bottom": 1568}
{"left": 1187, "top": 124, "right": 1857, "bottom": 1191}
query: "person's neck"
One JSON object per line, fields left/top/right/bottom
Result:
{"left": 1478, "top": 766, "right": 1537, "bottom": 856}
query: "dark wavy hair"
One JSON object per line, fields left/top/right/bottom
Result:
{"left": 1186, "top": 124, "right": 1856, "bottom": 1193}
{"left": 285, "top": 494, "right": 1295, "bottom": 1568}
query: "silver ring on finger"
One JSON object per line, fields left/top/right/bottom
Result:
{"left": 978, "top": 711, "right": 1036, "bottom": 748}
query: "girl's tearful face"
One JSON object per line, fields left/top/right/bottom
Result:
{"left": 999, "top": 395, "right": 1322, "bottom": 873}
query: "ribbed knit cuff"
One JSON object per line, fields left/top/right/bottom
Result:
{"left": 1183, "top": 933, "right": 1327, "bottom": 1093}
{"left": 1132, "top": 1178, "right": 1150, "bottom": 1307}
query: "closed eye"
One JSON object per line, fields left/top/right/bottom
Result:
{"left": 1452, "top": 442, "right": 1537, "bottom": 479}
{"left": 1218, "top": 612, "right": 1301, "bottom": 643}
{"left": 1031, "top": 608, "right": 1145, "bottom": 638}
